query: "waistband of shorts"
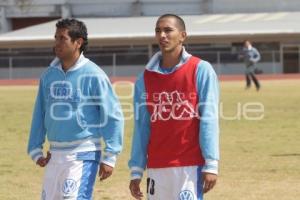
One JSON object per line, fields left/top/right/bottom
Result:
{"left": 49, "top": 137, "right": 101, "bottom": 153}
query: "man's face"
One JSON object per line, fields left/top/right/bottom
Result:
{"left": 244, "top": 41, "right": 251, "bottom": 48}
{"left": 155, "top": 17, "right": 186, "bottom": 53}
{"left": 54, "top": 28, "right": 81, "bottom": 60}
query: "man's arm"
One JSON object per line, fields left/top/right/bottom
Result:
{"left": 94, "top": 73, "right": 124, "bottom": 181}
{"left": 251, "top": 47, "right": 261, "bottom": 63}
{"left": 27, "top": 78, "right": 48, "bottom": 165}
{"left": 96, "top": 74, "right": 124, "bottom": 168}
{"left": 128, "top": 74, "right": 151, "bottom": 179}
{"left": 128, "top": 74, "right": 151, "bottom": 199}
{"left": 196, "top": 60, "right": 220, "bottom": 192}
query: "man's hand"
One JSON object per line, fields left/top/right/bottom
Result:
{"left": 202, "top": 172, "right": 217, "bottom": 193}
{"left": 36, "top": 151, "right": 51, "bottom": 167}
{"left": 99, "top": 163, "right": 113, "bottom": 181}
{"left": 129, "top": 179, "right": 143, "bottom": 200}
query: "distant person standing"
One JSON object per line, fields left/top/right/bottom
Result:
{"left": 240, "top": 40, "right": 261, "bottom": 91}
{"left": 27, "top": 18, "right": 124, "bottom": 199}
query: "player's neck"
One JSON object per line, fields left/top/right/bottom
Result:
{"left": 161, "top": 46, "right": 183, "bottom": 68}
{"left": 61, "top": 52, "right": 81, "bottom": 72}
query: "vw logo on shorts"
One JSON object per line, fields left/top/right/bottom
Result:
{"left": 62, "top": 179, "right": 77, "bottom": 195}
{"left": 179, "top": 190, "right": 194, "bottom": 200}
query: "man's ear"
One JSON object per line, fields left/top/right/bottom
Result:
{"left": 180, "top": 31, "right": 187, "bottom": 43}
{"left": 76, "top": 38, "right": 84, "bottom": 50}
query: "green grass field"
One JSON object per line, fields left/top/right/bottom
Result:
{"left": 0, "top": 80, "right": 299, "bottom": 200}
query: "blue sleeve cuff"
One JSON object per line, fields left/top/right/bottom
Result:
{"left": 101, "top": 152, "right": 117, "bottom": 168}
{"left": 202, "top": 159, "right": 218, "bottom": 175}
{"left": 29, "top": 148, "right": 43, "bottom": 162}
{"left": 130, "top": 166, "right": 144, "bottom": 180}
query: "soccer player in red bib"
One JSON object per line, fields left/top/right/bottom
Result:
{"left": 129, "top": 14, "right": 220, "bottom": 200}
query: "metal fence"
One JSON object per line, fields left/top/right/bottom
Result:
{"left": 0, "top": 50, "right": 283, "bottom": 79}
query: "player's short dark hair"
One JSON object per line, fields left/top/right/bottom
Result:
{"left": 157, "top": 14, "right": 186, "bottom": 31}
{"left": 56, "top": 18, "right": 88, "bottom": 53}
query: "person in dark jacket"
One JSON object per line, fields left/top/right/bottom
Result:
{"left": 240, "top": 40, "right": 261, "bottom": 91}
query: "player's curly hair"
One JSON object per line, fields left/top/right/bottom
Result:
{"left": 56, "top": 18, "right": 88, "bottom": 53}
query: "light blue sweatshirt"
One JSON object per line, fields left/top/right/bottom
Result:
{"left": 27, "top": 54, "right": 124, "bottom": 167}
{"left": 129, "top": 48, "right": 220, "bottom": 179}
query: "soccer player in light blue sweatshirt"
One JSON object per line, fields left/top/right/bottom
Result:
{"left": 27, "top": 18, "right": 124, "bottom": 199}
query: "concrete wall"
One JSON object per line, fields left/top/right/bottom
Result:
{"left": 0, "top": 62, "right": 282, "bottom": 80}
{"left": 216, "top": 63, "right": 282, "bottom": 75}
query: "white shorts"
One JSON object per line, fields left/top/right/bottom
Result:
{"left": 147, "top": 166, "right": 203, "bottom": 200}
{"left": 41, "top": 151, "right": 100, "bottom": 200}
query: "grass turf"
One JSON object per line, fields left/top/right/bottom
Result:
{"left": 0, "top": 80, "right": 299, "bottom": 200}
